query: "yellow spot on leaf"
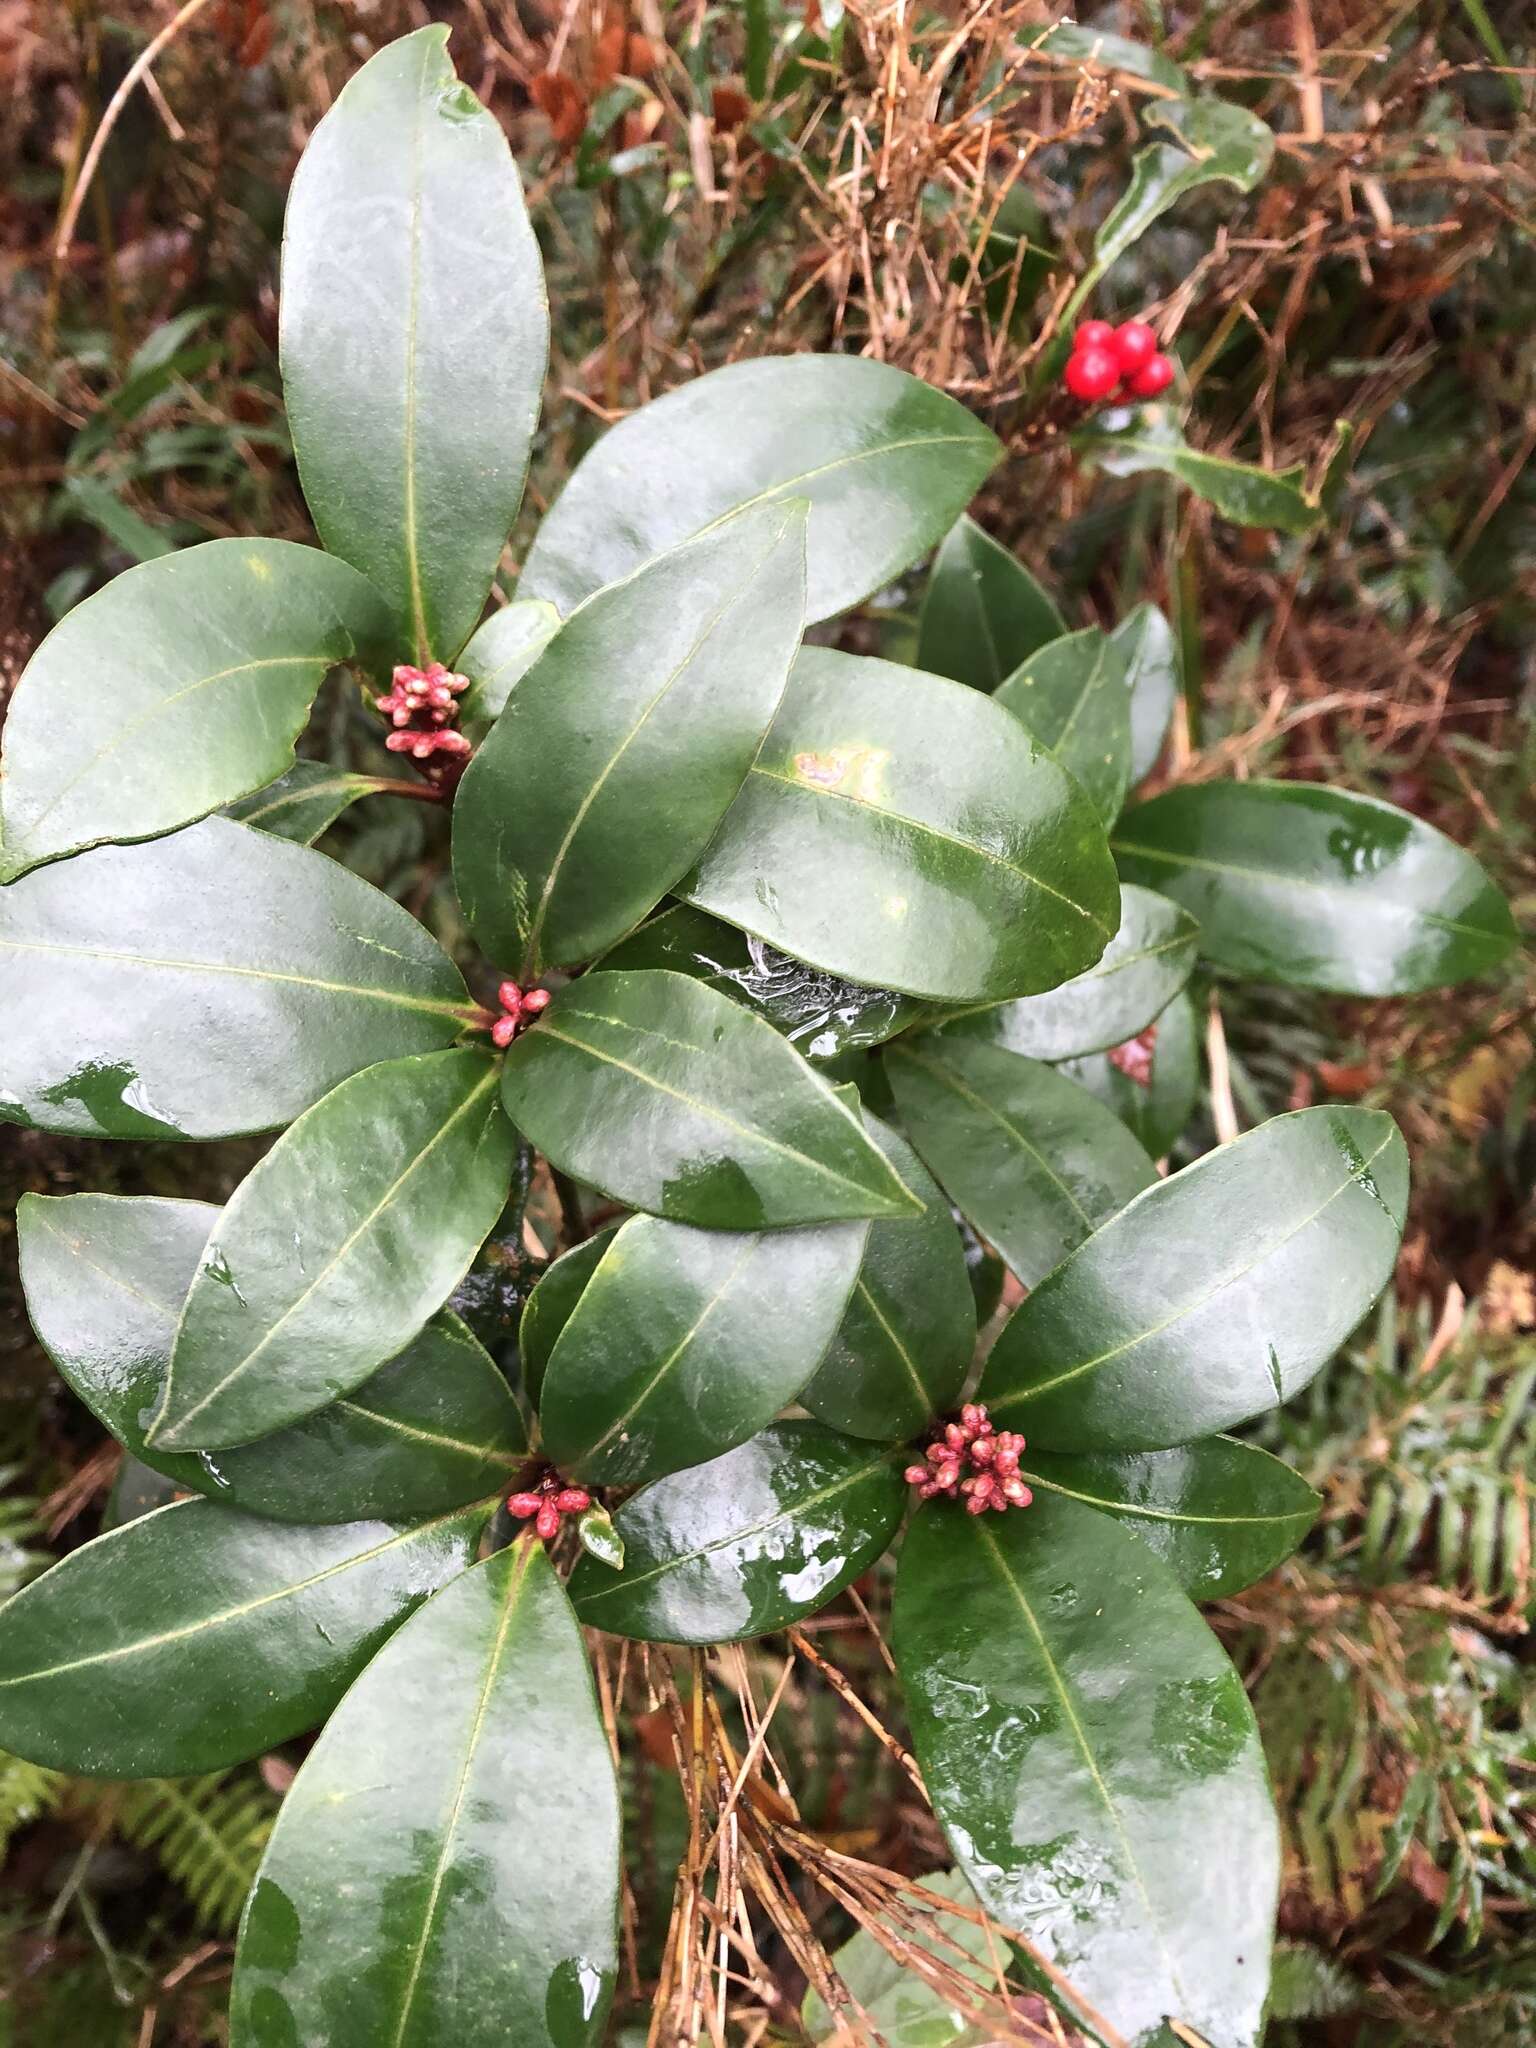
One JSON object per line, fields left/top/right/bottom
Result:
{"left": 792, "top": 743, "right": 891, "bottom": 802}
{"left": 247, "top": 554, "right": 273, "bottom": 581}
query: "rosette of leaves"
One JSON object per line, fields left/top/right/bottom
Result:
{"left": 0, "top": 29, "right": 1517, "bottom": 2048}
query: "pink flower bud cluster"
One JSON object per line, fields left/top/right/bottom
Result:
{"left": 508, "top": 1472, "right": 592, "bottom": 1542}
{"left": 375, "top": 662, "right": 472, "bottom": 764}
{"left": 905, "top": 1403, "right": 1033, "bottom": 1516}
{"left": 1108, "top": 1023, "right": 1158, "bottom": 1088}
{"left": 490, "top": 979, "right": 552, "bottom": 1049}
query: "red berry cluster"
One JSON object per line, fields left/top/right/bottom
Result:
{"left": 489, "top": 979, "right": 551, "bottom": 1049}
{"left": 905, "top": 1404, "right": 1033, "bottom": 1516}
{"left": 1063, "top": 319, "right": 1174, "bottom": 404}
{"left": 1108, "top": 1022, "right": 1158, "bottom": 1088}
{"left": 508, "top": 1473, "right": 592, "bottom": 1541}
{"left": 375, "top": 662, "right": 473, "bottom": 768}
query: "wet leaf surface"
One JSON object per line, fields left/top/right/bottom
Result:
{"left": 982, "top": 1106, "right": 1409, "bottom": 1449}
{"left": 0, "top": 1498, "right": 486, "bottom": 1777}
{"left": 894, "top": 1493, "right": 1277, "bottom": 2048}
{"left": 18, "top": 1192, "right": 526, "bottom": 1521}
{"left": 569, "top": 1421, "right": 904, "bottom": 1642}
{"left": 231, "top": 1540, "right": 619, "bottom": 2047}
{"left": 0, "top": 819, "right": 470, "bottom": 1140}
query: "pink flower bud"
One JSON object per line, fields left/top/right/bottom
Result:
{"left": 491, "top": 1016, "right": 517, "bottom": 1048}
{"left": 497, "top": 980, "right": 523, "bottom": 1012}
{"left": 555, "top": 1488, "right": 591, "bottom": 1514}
{"left": 522, "top": 988, "right": 551, "bottom": 1014}
{"left": 535, "top": 1503, "right": 561, "bottom": 1541}
{"left": 507, "top": 1491, "right": 542, "bottom": 1518}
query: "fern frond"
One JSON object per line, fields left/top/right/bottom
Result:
{"left": 0, "top": 1463, "right": 53, "bottom": 1598}
{"left": 115, "top": 1770, "right": 276, "bottom": 1935}
{"left": 0, "top": 1748, "right": 67, "bottom": 1856}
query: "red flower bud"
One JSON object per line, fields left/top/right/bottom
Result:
{"left": 554, "top": 1488, "right": 591, "bottom": 1514}
{"left": 522, "top": 988, "right": 551, "bottom": 1014}
{"left": 507, "top": 1491, "right": 542, "bottom": 1518}
{"left": 491, "top": 1016, "right": 517, "bottom": 1049}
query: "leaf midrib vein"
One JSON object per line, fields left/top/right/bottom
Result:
{"left": 532, "top": 1017, "right": 906, "bottom": 1212}
{"left": 520, "top": 520, "right": 785, "bottom": 975}
{"left": 389, "top": 1546, "right": 533, "bottom": 2047}
{"left": 569, "top": 1237, "right": 762, "bottom": 1468}
{"left": 973, "top": 1519, "right": 1189, "bottom": 2007}
{"left": 152, "top": 1068, "right": 498, "bottom": 1443}
{"left": 0, "top": 1503, "right": 475, "bottom": 1688}
{"left": 19, "top": 656, "right": 332, "bottom": 837}
{"left": 893, "top": 1045, "right": 1095, "bottom": 1231}
{"left": 1109, "top": 840, "right": 1499, "bottom": 942}
{"left": 992, "top": 1127, "right": 1398, "bottom": 1413}
{"left": 0, "top": 937, "right": 466, "bottom": 1021}
{"left": 748, "top": 765, "right": 1109, "bottom": 937}
{"left": 576, "top": 1458, "right": 888, "bottom": 1606}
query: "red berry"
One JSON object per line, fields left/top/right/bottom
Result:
{"left": 1128, "top": 353, "right": 1175, "bottom": 398}
{"left": 1072, "top": 320, "right": 1115, "bottom": 353}
{"left": 1063, "top": 346, "right": 1121, "bottom": 402}
{"left": 1112, "top": 320, "right": 1157, "bottom": 373}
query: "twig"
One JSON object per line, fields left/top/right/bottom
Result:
{"left": 55, "top": 0, "right": 221, "bottom": 261}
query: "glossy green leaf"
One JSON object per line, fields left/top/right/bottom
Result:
{"left": 518, "top": 1225, "right": 621, "bottom": 1408}
{"left": 983, "top": 1106, "right": 1408, "bottom": 1450}
{"left": 887, "top": 1038, "right": 1156, "bottom": 1287}
{"left": 597, "top": 903, "right": 922, "bottom": 1059}
{"left": 0, "top": 540, "right": 391, "bottom": 881}
{"left": 1095, "top": 98, "right": 1274, "bottom": 274}
{"left": 569, "top": 1421, "right": 904, "bottom": 1643}
{"left": 18, "top": 1193, "right": 526, "bottom": 1522}
{"left": 280, "top": 27, "right": 547, "bottom": 663}
{"left": 0, "top": 818, "right": 471, "bottom": 1140}
{"left": 1113, "top": 602, "right": 1180, "bottom": 786}
{"left": 501, "top": 971, "right": 919, "bottom": 1228}
{"left": 225, "top": 761, "right": 376, "bottom": 845}
{"left": 1020, "top": 1440, "right": 1320, "bottom": 1599}
{"left": 453, "top": 502, "right": 808, "bottom": 975}
{"left": 803, "top": 1115, "right": 974, "bottom": 1441}
{"left": 578, "top": 1505, "right": 625, "bottom": 1570}
{"left": 685, "top": 650, "right": 1120, "bottom": 1003}
{"left": 153, "top": 1050, "right": 515, "bottom": 1451}
{"left": 455, "top": 597, "right": 561, "bottom": 739}
{"left": 521, "top": 355, "right": 1001, "bottom": 626}
{"left": 893, "top": 1493, "right": 1277, "bottom": 2048}
{"left": 539, "top": 1213, "right": 866, "bottom": 1486}
{"left": 1026, "top": 20, "right": 1188, "bottom": 92}
{"left": 915, "top": 516, "right": 1064, "bottom": 693}
{"left": 231, "top": 1540, "right": 619, "bottom": 2048}
{"left": 995, "top": 627, "right": 1131, "bottom": 827}
{"left": 803, "top": 1870, "right": 997, "bottom": 2047}
{"left": 0, "top": 1498, "right": 486, "bottom": 1777}
{"left": 1059, "top": 988, "right": 1201, "bottom": 1159}
{"left": 932, "top": 885, "right": 1197, "bottom": 1062}
{"left": 1078, "top": 408, "right": 1322, "bottom": 534}
{"left": 1113, "top": 781, "right": 1517, "bottom": 994}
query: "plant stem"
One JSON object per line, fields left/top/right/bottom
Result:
{"left": 551, "top": 1169, "right": 588, "bottom": 1248}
